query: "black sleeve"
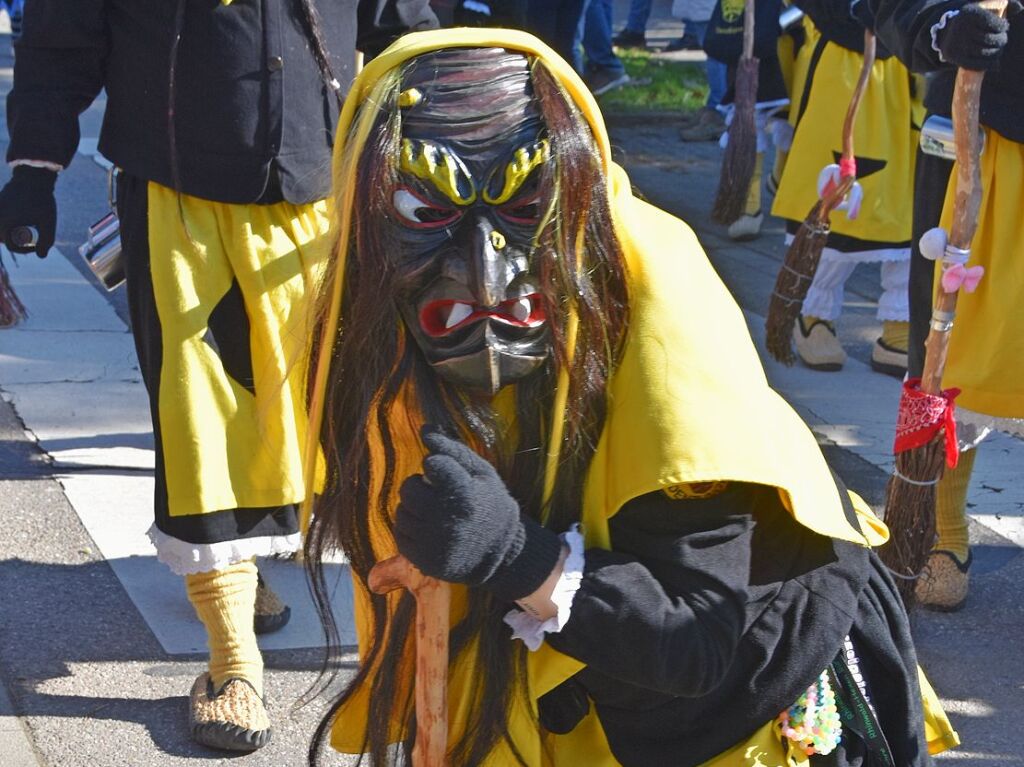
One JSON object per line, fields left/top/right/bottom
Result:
{"left": 796, "top": 0, "right": 876, "bottom": 50}
{"left": 869, "top": 0, "right": 963, "bottom": 70}
{"left": 356, "top": 0, "right": 439, "bottom": 59}
{"left": 6, "top": 0, "right": 107, "bottom": 167}
{"left": 544, "top": 486, "right": 758, "bottom": 698}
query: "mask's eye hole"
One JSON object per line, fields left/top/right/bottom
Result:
{"left": 392, "top": 187, "right": 461, "bottom": 228}
{"left": 498, "top": 193, "right": 542, "bottom": 226}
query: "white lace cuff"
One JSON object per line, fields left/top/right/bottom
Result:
{"left": 147, "top": 523, "right": 302, "bottom": 575}
{"left": 503, "top": 525, "right": 585, "bottom": 651}
{"left": 930, "top": 9, "right": 960, "bottom": 63}
{"left": 9, "top": 159, "right": 63, "bottom": 172}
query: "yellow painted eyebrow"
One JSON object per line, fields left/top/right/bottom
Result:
{"left": 399, "top": 139, "right": 476, "bottom": 206}
{"left": 483, "top": 139, "right": 550, "bottom": 205}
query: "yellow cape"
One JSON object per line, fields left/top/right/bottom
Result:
{"left": 313, "top": 27, "right": 901, "bottom": 764}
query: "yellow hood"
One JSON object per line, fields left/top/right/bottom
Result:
{"left": 309, "top": 26, "right": 885, "bottom": 548}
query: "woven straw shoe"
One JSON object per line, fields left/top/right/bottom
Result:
{"left": 793, "top": 317, "right": 846, "bottom": 371}
{"left": 915, "top": 550, "right": 971, "bottom": 612}
{"left": 254, "top": 571, "right": 291, "bottom": 635}
{"left": 679, "top": 108, "right": 726, "bottom": 142}
{"left": 189, "top": 673, "right": 271, "bottom": 752}
{"left": 727, "top": 212, "right": 763, "bottom": 242}
{"left": 871, "top": 337, "right": 908, "bottom": 379}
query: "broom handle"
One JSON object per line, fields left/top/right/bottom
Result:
{"left": 842, "top": 31, "right": 875, "bottom": 164}
{"left": 742, "top": 0, "right": 755, "bottom": 60}
{"left": 920, "top": 0, "right": 1007, "bottom": 395}
{"left": 369, "top": 556, "right": 450, "bottom": 767}
{"left": 819, "top": 30, "right": 876, "bottom": 216}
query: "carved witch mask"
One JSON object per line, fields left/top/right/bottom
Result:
{"left": 385, "top": 48, "right": 553, "bottom": 394}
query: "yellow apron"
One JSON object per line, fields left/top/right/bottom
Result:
{"left": 786, "top": 17, "right": 821, "bottom": 130}
{"left": 939, "top": 129, "right": 1024, "bottom": 419}
{"left": 771, "top": 35, "right": 924, "bottom": 248}
{"left": 147, "top": 183, "right": 328, "bottom": 517}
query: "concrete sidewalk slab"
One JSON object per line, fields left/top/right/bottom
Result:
{"left": 1, "top": 245, "right": 124, "bottom": 333}
{"left": 0, "top": 674, "right": 43, "bottom": 767}
{"left": 8, "top": 381, "right": 153, "bottom": 470}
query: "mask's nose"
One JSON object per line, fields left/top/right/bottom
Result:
{"left": 468, "top": 214, "right": 506, "bottom": 308}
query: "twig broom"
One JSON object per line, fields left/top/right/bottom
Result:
{"left": 764, "top": 31, "right": 876, "bottom": 364}
{"left": 711, "top": 0, "right": 758, "bottom": 225}
{"left": 0, "top": 248, "right": 28, "bottom": 327}
{"left": 879, "top": 1, "right": 1005, "bottom": 604}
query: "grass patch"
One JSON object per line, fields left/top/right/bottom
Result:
{"left": 597, "top": 49, "right": 708, "bottom": 115}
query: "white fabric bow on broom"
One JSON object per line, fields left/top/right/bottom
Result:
{"left": 919, "top": 226, "right": 985, "bottom": 293}
{"left": 816, "top": 163, "right": 865, "bottom": 220}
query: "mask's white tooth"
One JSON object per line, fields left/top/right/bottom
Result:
{"left": 446, "top": 302, "right": 473, "bottom": 329}
{"left": 511, "top": 297, "right": 531, "bottom": 322}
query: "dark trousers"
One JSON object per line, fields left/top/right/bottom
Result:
{"left": 526, "top": 0, "right": 588, "bottom": 68}
{"left": 907, "top": 144, "right": 955, "bottom": 379}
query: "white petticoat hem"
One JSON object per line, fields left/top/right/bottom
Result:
{"left": 719, "top": 99, "right": 791, "bottom": 153}
{"left": 147, "top": 523, "right": 303, "bottom": 576}
{"left": 504, "top": 525, "right": 585, "bottom": 652}
{"left": 956, "top": 406, "right": 1024, "bottom": 451}
{"left": 783, "top": 234, "right": 910, "bottom": 264}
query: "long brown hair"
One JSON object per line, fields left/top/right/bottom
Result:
{"left": 306, "top": 56, "right": 630, "bottom": 767}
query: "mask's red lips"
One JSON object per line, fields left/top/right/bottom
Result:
{"left": 420, "top": 293, "right": 546, "bottom": 337}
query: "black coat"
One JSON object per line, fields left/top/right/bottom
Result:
{"left": 537, "top": 484, "right": 932, "bottom": 766}
{"left": 870, "top": 0, "right": 1024, "bottom": 141}
{"left": 6, "top": 0, "right": 437, "bottom": 205}
{"left": 795, "top": 0, "right": 895, "bottom": 57}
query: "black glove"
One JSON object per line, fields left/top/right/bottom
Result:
{"left": 936, "top": 2, "right": 1016, "bottom": 70}
{"left": 0, "top": 166, "right": 57, "bottom": 258}
{"left": 538, "top": 676, "right": 590, "bottom": 734}
{"left": 394, "top": 426, "right": 564, "bottom": 602}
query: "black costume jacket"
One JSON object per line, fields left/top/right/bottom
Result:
{"left": 537, "top": 484, "right": 931, "bottom": 766}
{"left": 6, "top": 0, "right": 437, "bottom": 205}
{"left": 797, "top": 0, "right": 896, "bottom": 57}
{"left": 871, "top": 0, "right": 1024, "bottom": 141}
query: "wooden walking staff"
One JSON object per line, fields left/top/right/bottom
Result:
{"left": 368, "top": 556, "right": 450, "bottom": 767}
{"left": 879, "top": 0, "right": 1006, "bottom": 604}
{"left": 360, "top": 291, "right": 581, "bottom": 767}
{"left": 764, "top": 30, "right": 876, "bottom": 364}
{"left": 711, "top": 0, "right": 759, "bottom": 225}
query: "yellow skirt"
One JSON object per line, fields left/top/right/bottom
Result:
{"left": 784, "top": 17, "right": 820, "bottom": 124}
{"left": 939, "top": 130, "right": 1024, "bottom": 419}
{"left": 147, "top": 182, "right": 329, "bottom": 517}
{"left": 771, "top": 38, "right": 924, "bottom": 249}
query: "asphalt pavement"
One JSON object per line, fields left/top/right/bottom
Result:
{"left": 1, "top": 2, "right": 1022, "bottom": 765}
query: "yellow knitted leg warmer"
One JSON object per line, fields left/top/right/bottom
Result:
{"left": 935, "top": 448, "right": 976, "bottom": 563}
{"left": 745, "top": 152, "right": 764, "bottom": 215}
{"left": 801, "top": 315, "right": 833, "bottom": 330}
{"left": 185, "top": 559, "right": 263, "bottom": 696}
{"left": 881, "top": 320, "right": 910, "bottom": 353}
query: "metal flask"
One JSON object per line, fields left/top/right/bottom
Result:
{"left": 79, "top": 210, "right": 125, "bottom": 291}
{"left": 779, "top": 6, "right": 805, "bottom": 30}
{"left": 920, "top": 114, "right": 986, "bottom": 161}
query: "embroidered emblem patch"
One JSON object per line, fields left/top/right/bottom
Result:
{"left": 663, "top": 481, "right": 730, "bottom": 500}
